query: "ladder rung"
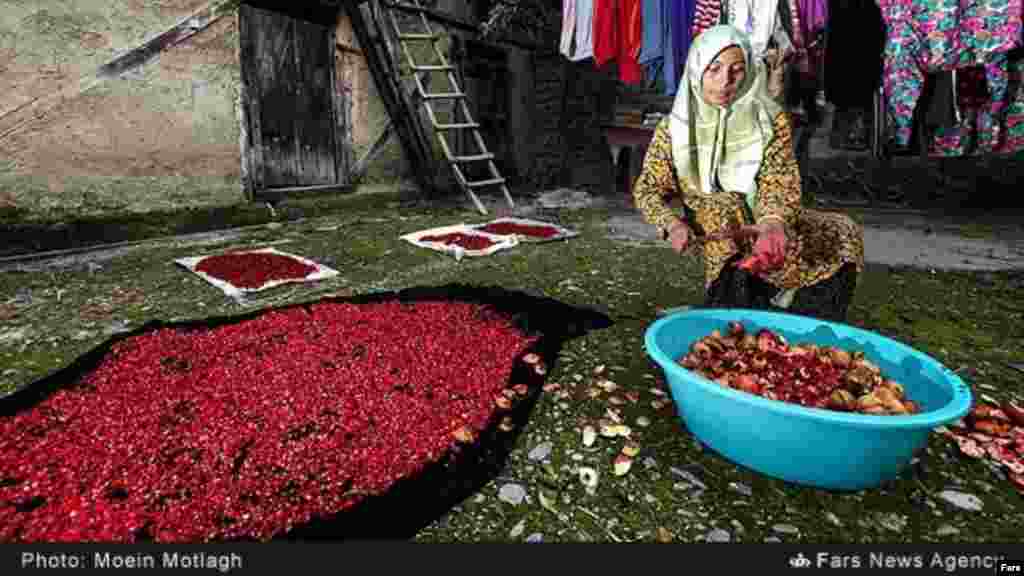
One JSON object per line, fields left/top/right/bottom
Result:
{"left": 465, "top": 177, "right": 506, "bottom": 188}
{"left": 398, "top": 33, "right": 440, "bottom": 41}
{"left": 451, "top": 153, "right": 495, "bottom": 163}
{"left": 421, "top": 92, "right": 466, "bottom": 100}
{"left": 434, "top": 121, "right": 481, "bottom": 130}
{"left": 411, "top": 64, "right": 455, "bottom": 72}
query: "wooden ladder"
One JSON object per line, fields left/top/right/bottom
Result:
{"left": 381, "top": 0, "right": 514, "bottom": 214}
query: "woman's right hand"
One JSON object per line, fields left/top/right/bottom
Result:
{"left": 667, "top": 219, "right": 692, "bottom": 254}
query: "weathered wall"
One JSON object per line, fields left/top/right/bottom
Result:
{"left": 335, "top": 7, "right": 408, "bottom": 184}
{"left": 0, "top": 0, "right": 247, "bottom": 222}
{"left": 0, "top": 0, "right": 629, "bottom": 223}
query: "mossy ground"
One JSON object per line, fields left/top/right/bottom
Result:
{"left": 1, "top": 189, "right": 1022, "bottom": 543}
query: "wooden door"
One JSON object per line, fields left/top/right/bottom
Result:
{"left": 240, "top": 1, "right": 349, "bottom": 199}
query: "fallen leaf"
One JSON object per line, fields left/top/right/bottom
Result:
{"left": 655, "top": 527, "right": 674, "bottom": 543}
{"left": 582, "top": 425, "right": 597, "bottom": 447}
{"left": 522, "top": 353, "right": 541, "bottom": 365}
{"left": 510, "top": 519, "right": 526, "bottom": 538}
{"left": 650, "top": 388, "right": 666, "bottom": 397}
{"left": 587, "top": 388, "right": 602, "bottom": 399}
{"left": 539, "top": 489, "right": 559, "bottom": 515}
{"left": 624, "top": 391, "right": 640, "bottom": 404}
{"left": 542, "top": 382, "right": 561, "bottom": 393}
{"left": 513, "top": 383, "right": 530, "bottom": 396}
{"left": 499, "top": 416, "right": 515, "bottom": 432}
{"left": 613, "top": 454, "right": 633, "bottom": 476}
{"left": 598, "top": 380, "right": 618, "bottom": 393}
{"left": 594, "top": 365, "right": 606, "bottom": 375}
{"left": 495, "top": 396, "right": 513, "bottom": 410}
{"left": 622, "top": 441, "right": 640, "bottom": 458}
{"left": 542, "top": 462, "right": 559, "bottom": 481}
{"left": 534, "top": 364, "right": 547, "bottom": 376}
{"left": 605, "top": 408, "right": 623, "bottom": 423}
{"left": 608, "top": 396, "right": 624, "bottom": 406}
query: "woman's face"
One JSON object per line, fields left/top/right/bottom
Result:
{"left": 701, "top": 45, "right": 747, "bottom": 106}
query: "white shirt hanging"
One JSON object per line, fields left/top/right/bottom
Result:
{"left": 571, "top": 0, "right": 595, "bottom": 61}
{"left": 728, "top": 0, "right": 780, "bottom": 58}
{"left": 560, "top": 0, "right": 577, "bottom": 58}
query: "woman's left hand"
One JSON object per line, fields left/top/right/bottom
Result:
{"left": 736, "top": 220, "right": 787, "bottom": 274}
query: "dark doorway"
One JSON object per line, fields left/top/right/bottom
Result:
{"left": 459, "top": 38, "right": 515, "bottom": 184}
{"left": 239, "top": 1, "right": 350, "bottom": 200}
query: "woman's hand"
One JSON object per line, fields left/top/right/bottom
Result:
{"left": 666, "top": 219, "right": 692, "bottom": 254}
{"left": 736, "top": 220, "right": 787, "bottom": 274}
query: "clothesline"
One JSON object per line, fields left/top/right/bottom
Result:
{"left": 560, "top": 0, "right": 1024, "bottom": 158}
{"left": 559, "top": 0, "right": 826, "bottom": 96}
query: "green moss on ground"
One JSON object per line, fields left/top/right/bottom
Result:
{"left": 1, "top": 194, "right": 1021, "bottom": 543}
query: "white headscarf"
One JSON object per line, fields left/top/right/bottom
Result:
{"left": 668, "top": 25, "right": 783, "bottom": 212}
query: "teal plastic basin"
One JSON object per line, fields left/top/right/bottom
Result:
{"left": 643, "top": 308, "right": 972, "bottom": 491}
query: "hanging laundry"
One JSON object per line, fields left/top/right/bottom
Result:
{"left": 628, "top": 0, "right": 643, "bottom": 60}
{"left": 560, "top": 0, "right": 577, "bottom": 59}
{"left": 592, "top": 0, "right": 618, "bottom": 67}
{"left": 793, "top": 0, "right": 826, "bottom": 77}
{"left": 592, "top": 0, "right": 643, "bottom": 84}
{"left": 930, "top": 57, "right": 1024, "bottom": 156}
{"left": 567, "top": 0, "right": 594, "bottom": 61}
{"left": 638, "top": 0, "right": 666, "bottom": 87}
{"left": 658, "top": 0, "right": 696, "bottom": 95}
{"left": 726, "top": 0, "right": 781, "bottom": 57}
{"left": 878, "top": 0, "right": 1023, "bottom": 148}
{"left": 620, "top": 0, "right": 644, "bottom": 84}
{"left": 691, "top": 0, "right": 723, "bottom": 40}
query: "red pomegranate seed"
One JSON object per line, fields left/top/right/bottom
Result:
{"left": 195, "top": 252, "right": 316, "bottom": 289}
{"left": 476, "top": 222, "right": 560, "bottom": 238}
{"left": 419, "top": 233, "right": 496, "bottom": 251}
{"left": 0, "top": 300, "right": 537, "bottom": 542}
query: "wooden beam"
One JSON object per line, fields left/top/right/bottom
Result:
{"left": 350, "top": 120, "right": 394, "bottom": 183}
{"left": 348, "top": 81, "right": 423, "bottom": 184}
{"left": 97, "top": 0, "right": 242, "bottom": 79}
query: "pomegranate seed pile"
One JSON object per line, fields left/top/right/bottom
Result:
{"left": 475, "top": 222, "right": 560, "bottom": 239}
{"left": 675, "top": 321, "right": 920, "bottom": 415}
{"left": 418, "top": 232, "right": 496, "bottom": 251}
{"left": 194, "top": 252, "right": 317, "bottom": 289}
{"left": 0, "top": 300, "right": 537, "bottom": 542}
